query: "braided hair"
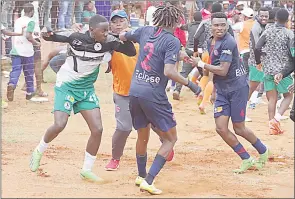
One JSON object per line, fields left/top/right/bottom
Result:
{"left": 152, "top": 3, "right": 184, "bottom": 28}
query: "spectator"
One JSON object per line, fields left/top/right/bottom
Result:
{"left": 82, "top": 1, "right": 96, "bottom": 25}
{"left": 39, "top": 0, "right": 52, "bottom": 28}
{"left": 74, "top": 0, "right": 85, "bottom": 24}
{"left": 7, "top": 3, "right": 41, "bottom": 101}
{"left": 58, "top": 0, "right": 74, "bottom": 30}
{"left": 201, "top": 1, "right": 213, "bottom": 20}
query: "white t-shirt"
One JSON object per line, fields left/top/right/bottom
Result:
{"left": 10, "top": 16, "right": 35, "bottom": 57}
{"left": 21, "top": 1, "right": 40, "bottom": 39}
{"left": 145, "top": 6, "right": 157, "bottom": 26}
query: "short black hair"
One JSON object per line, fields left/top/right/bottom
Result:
{"left": 23, "top": 3, "right": 34, "bottom": 14}
{"left": 194, "top": 11, "right": 202, "bottom": 22}
{"left": 258, "top": 7, "right": 269, "bottom": 14}
{"left": 212, "top": 2, "right": 222, "bottom": 13}
{"left": 269, "top": 7, "right": 280, "bottom": 20}
{"left": 204, "top": 1, "right": 213, "bottom": 9}
{"left": 211, "top": 12, "right": 228, "bottom": 21}
{"left": 276, "top": 8, "right": 289, "bottom": 23}
{"left": 89, "top": 15, "right": 108, "bottom": 28}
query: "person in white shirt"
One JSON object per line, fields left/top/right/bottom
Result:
{"left": 7, "top": 3, "right": 41, "bottom": 102}
{"left": 21, "top": 1, "right": 47, "bottom": 98}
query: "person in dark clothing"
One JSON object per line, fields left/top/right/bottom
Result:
{"left": 173, "top": 11, "right": 203, "bottom": 100}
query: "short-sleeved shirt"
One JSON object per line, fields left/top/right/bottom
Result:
{"left": 82, "top": 10, "right": 96, "bottom": 24}
{"left": 208, "top": 33, "right": 248, "bottom": 93}
{"left": 125, "top": 26, "right": 181, "bottom": 104}
{"left": 10, "top": 16, "right": 35, "bottom": 57}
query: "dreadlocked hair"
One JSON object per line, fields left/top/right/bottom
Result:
{"left": 152, "top": 3, "right": 184, "bottom": 28}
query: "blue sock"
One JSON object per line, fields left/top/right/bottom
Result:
{"left": 233, "top": 143, "right": 250, "bottom": 160}
{"left": 136, "top": 154, "right": 147, "bottom": 178}
{"left": 145, "top": 154, "right": 166, "bottom": 185}
{"left": 252, "top": 138, "right": 267, "bottom": 154}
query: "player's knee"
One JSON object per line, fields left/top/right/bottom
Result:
{"left": 233, "top": 126, "right": 245, "bottom": 136}
{"left": 91, "top": 126, "right": 103, "bottom": 137}
{"left": 54, "top": 120, "right": 67, "bottom": 132}
{"left": 215, "top": 127, "right": 227, "bottom": 135}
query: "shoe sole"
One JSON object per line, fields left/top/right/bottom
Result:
{"left": 104, "top": 165, "right": 119, "bottom": 171}
{"left": 140, "top": 188, "right": 162, "bottom": 195}
{"left": 7, "top": 85, "right": 14, "bottom": 101}
{"left": 80, "top": 174, "right": 105, "bottom": 184}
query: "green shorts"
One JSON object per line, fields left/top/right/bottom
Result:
{"left": 249, "top": 65, "right": 264, "bottom": 82}
{"left": 264, "top": 75, "right": 294, "bottom": 94}
{"left": 53, "top": 86, "right": 100, "bottom": 115}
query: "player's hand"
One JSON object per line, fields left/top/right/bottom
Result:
{"left": 191, "top": 56, "right": 202, "bottom": 67}
{"left": 274, "top": 73, "right": 283, "bottom": 84}
{"left": 119, "top": 32, "right": 127, "bottom": 41}
{"left": 120, "top": 27, "right": 132, "bottom": 33}
{"left": 288, "top": 84, "right": 294, "bottom": 93}
{"left": 71, "top": 23, "right": 83, "bottom": 32}
{"left": 193, "top": 52, "right": 199, "bottom": 57}
{"left": 186, "top": 80, "right": 202, "bottom": 96}
{"left": 179, "top": 51, "right": 191, "bottom": 63}
{"left": 256, "top": 63, "right": 263, "bottom": 71}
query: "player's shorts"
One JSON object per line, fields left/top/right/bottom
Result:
{"left": 214, "top": 85, "right": 249, "bottom": 123}
{"left": 264, "top": 74, "right": 293, "bottom": 94}
{"left": 129, "top": 96, "right": 176, "bottom": 132}
{"left": 53, "top": 86, "right": 100, "bottom": 115}
{"left": 249, "top": 65, "right": 264, "bottom": 82}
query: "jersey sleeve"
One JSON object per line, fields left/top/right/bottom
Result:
{"left": 125, "top": 27, "right": 144, "bottom": 43}
{"left": 164, "top": 38, "right": 181, "bottom": 65}
{"left": 219, "top": 39, "right": 235, "bottom": 63}
{"left": 27, "top": 21, "right": 35, "bottom": 33}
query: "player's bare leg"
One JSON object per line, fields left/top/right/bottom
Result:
{"left": 135, "top": 125, "right": 151, "bottom": 186}
{"left": 30, "top": 111, "right": 69, "bottom": 172}
{"left": 79, "top": 108, "right": 104, "bottom": 183}
{"left": 139, "top": 126, "right": 177, "bottom": 195}
{"left": 215, "top": 115, "right": 255, "bottom": 173}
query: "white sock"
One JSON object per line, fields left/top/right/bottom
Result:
{"left": 250, "top": 91, "right": 259, "bottom": 103}
{"left": 37, "top": 136, "right": 49, "bottom": 153}
{"left": 274, "top": 113, "right": 282, "bottom": 122}
{"left": 82, "top": 151, "right": 96, "bottom": 172}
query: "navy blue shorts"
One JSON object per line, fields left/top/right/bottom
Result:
{"left": 214, "top": 85, "right": 249, "bottom": 123}
{"left": 129, "top": 96, "right": 176, "bottom": 132}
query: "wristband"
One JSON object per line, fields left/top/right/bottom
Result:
{"left": 198, "top": 60, "right": 205, "bottom": 68}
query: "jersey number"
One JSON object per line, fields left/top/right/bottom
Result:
{"left": 141, "top": 42, "right": 154, "bottom": 71}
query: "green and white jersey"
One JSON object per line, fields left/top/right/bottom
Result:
{"left": 56, "top": 51, "right": 112, "bottom": 91}
{"left": 10, "top": 16, "right": 35, "bottom": 57}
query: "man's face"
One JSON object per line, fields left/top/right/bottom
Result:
{"left": 258, "top": 11, "right": 269, "bottom": 25}
{"left": 90, "top": 22, "right": 109, "bottom": 42}
{"left": 211, "top": 18, "right": 228, "bottom": 38}
{"left": 29, "top": 10, "right": 34, "bottom": 18}
{"left": 110, "top": 16, "right": 128, "bottom": 35}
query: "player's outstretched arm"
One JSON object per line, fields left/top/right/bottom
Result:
{"left": 41, "top": 27, "right": 70, "bottom": 43}
{"left": 114, "top": 41, "right": 136, "bottom": 56}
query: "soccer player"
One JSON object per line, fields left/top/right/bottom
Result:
{"left": 274, "top": 36, "right": 294, "bottom": 122}
{"left": 29, "top": 14, "right": 136, "bottom": 183}
{"left": 254, "top": 8, "right": 294, "bottom": 135}
{"left": 119, "top": 4, "right": 201, "bottom": 195}
{"left": 191, "top": 12, "right": 269, "bottom": 174}
{"left": 6, "top": 3, "right": 41, "bottom": 102}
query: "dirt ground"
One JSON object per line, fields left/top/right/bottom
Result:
{"left": 2, "top": 67, "right": 294, "bottom": 198}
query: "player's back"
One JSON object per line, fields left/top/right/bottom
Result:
{"left": 129, "top": 26, "right": 181, "bottom": 104}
